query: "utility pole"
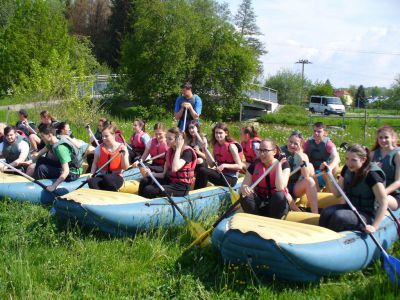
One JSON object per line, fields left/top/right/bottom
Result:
{"left": 295, "top": 59, "right": 312, "bottom": 106}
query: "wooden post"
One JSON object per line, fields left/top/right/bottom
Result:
{"left": 363, "top": 108, "right": 367, "bottom": 144}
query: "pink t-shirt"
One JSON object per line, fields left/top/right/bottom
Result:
{"left": 303, "top": 139, "right": 336, "bottom": 153}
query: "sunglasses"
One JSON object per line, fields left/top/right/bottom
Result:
{"left": 259, "top": 148, "right": 274, "bottom": 154}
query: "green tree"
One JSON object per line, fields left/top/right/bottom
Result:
{"left": 355, "top": 85, "right": 366, "bottom": 108}
{"left": 106, "top": 0, "right": 135, "bottom": 70}
{"left": 0, "top": 0, "right": 16, "bottom": 27}
{"left": 234, "top": 0, "right": 265, "bottom": 74}
{"left": 120, "top": 0, "right": 258, "bottom": 119}
{"left": 265, "top": 69, "right": 311, "bottom": 105}
{"left": 0, "top": 0, "right": 98, "bottom": 96}
{"left": 309, "top": 80, "right": 334, "bottom": 97}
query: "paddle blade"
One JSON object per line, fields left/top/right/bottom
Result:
{"left": 187, "top": 220, "right": 207, "bottom": 238}
{"left": 229, "top": 187, "right": 240, "bottom": 204}
{"left": 184, "top": 228, "right": 212, "bottom": 252}
{"left": 383, "top": 253, "right": 400, "bottom": 286}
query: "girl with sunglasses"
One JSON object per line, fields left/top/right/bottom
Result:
{"left": 240, "top": 138, "right": 290, "bottom": 219}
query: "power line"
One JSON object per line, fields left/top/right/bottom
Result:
{"left": 267, "top": 43, "right": 400, "bottom": 56}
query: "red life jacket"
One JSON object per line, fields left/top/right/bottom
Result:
{"left": 166, "top": 146, "right": 197, "bottom": 184}
{"left": 241, "top": 137, "right": 261, "bottom": 163}
{"left": 252, "top": 160, "right": 281, "bottom": 199}
{"left": 97, "top": 144, "right": 123, "bottom": 175}
{"left": 130, "top": 130, "right": 146, "bottom": 152}
{"left": 213, "top": 141, "right": 243, "bottom": 174}
{"left": 149, "top": 138, "right": 169, "bottom": 166}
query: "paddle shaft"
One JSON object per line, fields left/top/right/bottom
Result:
{"left": 139, "top": 160, "right": 188, "bottom": 221}
{"left": 76, "top": 149, "right": 123, "bottom": 190}
{"left": 24, "top": 122, "right": 37, "bottom": 135}
{"left": 182, "top": 108, "right": 187, "bottom": 132}
{"left": 289, "top": 161, "right": 307, "bottom": 177}
{"left": 0, "top": 160, "right": 57, "bottom": 195}
{"left": 123, "top": 152, "right": 166, "bottom": 174}
{"left": 195, "top": 131, "right": 236, "bottom": 189}
{"left": 326, "top": 171, "right": 388, "bottom": 256}
{"left": 86, "top": 125, "right": 100, "bottom": 147}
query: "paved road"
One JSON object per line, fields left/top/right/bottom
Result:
{"left": 0, "top": 100, "right": 63, "bottom": 111}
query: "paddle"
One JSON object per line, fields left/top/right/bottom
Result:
{"left": 75, "top": 149, "right": 124, "bottom": 190}
{"left": 123, "top": 152, "right": 166, "bottom": 173}
{"left": 289, "top": 161, "right": 307, "bottom": 177}
{"left": 85, "top": 124, "right": 100, "bottom": 147}
{"left": 138, "top": 160, "right": 206, "bottom": 238}
{"left": 0, "top": 160, "right": 58, "bottom": 196}
{"left": 193, "top": 129, "right": 240, "bottom": 204}
{"left": 22, "top": 121, "right": 38, "bottom": 135}
{"left": 326, "top": 170, "right": 400, "bottom": 286}
{"left": 185, "top": 158, "right": 282, "bottom": 252}
{"left": 182, "top": 108, "right": 187, "bottom": 133}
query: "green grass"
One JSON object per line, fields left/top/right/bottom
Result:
{"left": 1, "top": 103, "right": 400, "bottom": 298}
{"left": 0, "top": 200, "right": 399, "bottom": 299}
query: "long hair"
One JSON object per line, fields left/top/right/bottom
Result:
{"left": 288, "top": 130, "right": 305, "bottom": 147}
{"left": 40, "top": 111, "right": 56, "bottom": 123}
{"left": 167, "top": 127, "right": 185, "bottom": 154}
{"left": 371, "top": 125, "right": 398, "bottom": 151}
{"left": 134, "top": 118, "right": 146, "bottom": 132}
{"left": 211, "top": 122, "right": 234, "bottom": 145}
{"left": 346, "top": 144, "right": 371, "bottom": 187}
{"left": 185, "top": 120, "right": 202, "bottom": 144}
{"left": 153, "top": 122, "right": 166, "bottom": 132}
{"left": 242, "top": 125, "right": 259, "bottom": 138}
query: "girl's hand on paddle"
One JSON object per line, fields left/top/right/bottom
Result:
{"left": 216, "top": 164, "right": 225, "bottom": 173}
{"left": 46, "top": 184, "right": 57, "bottom": 192}
{"left": 240, "top": 184, "right": 253, "bottom": 197}
{"left": 120, "top": 145, "right": 128, "bottom": 154}
{"left": 364, "top": 224, "right": 376, "bottom": 234}
{"left": 140, "top": 166, "right": 151, "bottom": 177}
{"left": 320, "top": 161, "right": 330, "bottom": 172}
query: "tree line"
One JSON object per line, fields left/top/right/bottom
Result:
{"left": 0, "top": 0, "right": 267, "bottom": 120}
{"left": 265, "top": 68, "right": 400, "bottom": 109}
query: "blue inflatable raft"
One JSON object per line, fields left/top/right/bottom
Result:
{"left": 53, "top": 179, "right": 243, "bottom": 236}
{"left": 0, "top": 168, "right": 141, "bottom": 205}
{"left": 211, "top": 211, "right": 400, "bottom": 282}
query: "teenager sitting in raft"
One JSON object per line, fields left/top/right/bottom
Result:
{"left": 0, "top": 126, "right": 31, "bottom": 172}
{"left": 240, "top": 139, "right": 290, "bottom": 219}
{"left": 29, "top": 111, "right": 61, "bottom": 152}
{"left": 129, "top": 118, "right": 151, "bottom": 164}
{"left": 194, "top": 122, "right": 244, "bottom": 190}
{"left": 0, "top": 123, "right": 6, "bottom": 143}
{"left": 185, "top": 120, "right": 207, "bottom": 174}
{"left": 304, "top": 122, "right": 340, "bottom": 191}
{"left": 281, "top": 131, "right": 318, "bottom": 213}
{"left": 15, "top": 109, "right": 37, "bottom": 140}
{"left": 30, "top": 124, "right": 85, "bottom": 192}
{"left": 87, "top": 124, "right": 129, "bottom": 191}
{"left": 240, "top": 125, "right": 261, "bottom": 167}
{"left": 370, "top": 125, "right": 400, "bottom": 210}
{"left": 138, "top": 127, "right": 197, "bottom": 198}
{"left": 133, "top": 122, "right": 169, "bottom": 173}
{"left": 319, "top": 144, "right": 387, "bottom": 233}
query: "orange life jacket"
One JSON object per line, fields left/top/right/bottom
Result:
{"left": 97, "top": 144, "right": 123, "bottom": 175}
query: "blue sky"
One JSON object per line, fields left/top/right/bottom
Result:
{"left": 219, "top": 0, "right": 400, "bottom": 88}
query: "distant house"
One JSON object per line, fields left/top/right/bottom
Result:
{"left": 334, "top": 90, "right": 353, "bottom": 106}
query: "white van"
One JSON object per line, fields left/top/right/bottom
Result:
{"left": 309, "top": 96, "right": 345, "bottom": 116}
